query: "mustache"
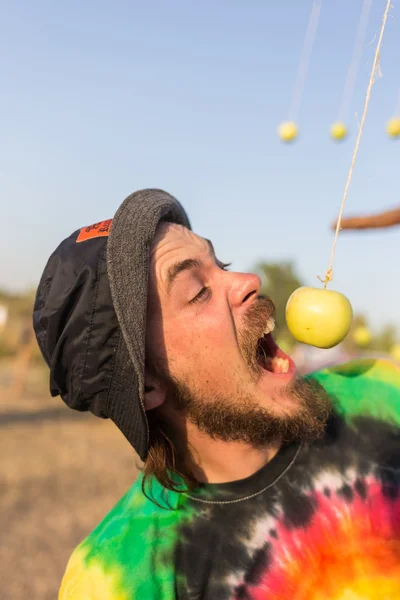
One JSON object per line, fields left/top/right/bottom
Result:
{"left": 238, "top": 295, "right": 276, "bottom": 371}
{"left": 243, "top": 295, "right": 275, "bottom": 339}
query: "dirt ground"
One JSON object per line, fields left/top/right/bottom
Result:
{"left": 0, "top": 361, "right": 140, "bottom": 600}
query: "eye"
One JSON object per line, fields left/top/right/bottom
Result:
{"left": 188, "top": 262, "right": 230, "bottom": 305}
{"left": 188, "top": 286, "right": 210, "bottom": 305}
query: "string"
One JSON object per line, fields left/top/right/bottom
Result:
{"left": 320, "top": 0, "right": 392, "bottom": 290}
{"left": 337, "top": 0, "right": 373, "bottom": 123}
{"left": 288, "top": 0, "right": 322, "bottom": 122}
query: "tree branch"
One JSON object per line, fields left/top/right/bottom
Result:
{"left": 332, "top": 206, "right": 400, "bottom": 231}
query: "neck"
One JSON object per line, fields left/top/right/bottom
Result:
{"left": 183, "top": 424, "right": 281, "bottom": 484}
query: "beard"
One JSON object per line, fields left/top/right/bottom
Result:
{"left": 163, "top": 374, "right": 331, "bottom": 448}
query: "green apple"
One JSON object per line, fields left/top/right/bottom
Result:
{"left": 286, "top": 286, "right": 353, "bottom": 349}
{"left": 353, "top": 325, "right": 372, "bottom": 347}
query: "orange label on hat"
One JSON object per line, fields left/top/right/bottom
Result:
{"left": 76, "top": 219, "right": 112, "bottom": 243}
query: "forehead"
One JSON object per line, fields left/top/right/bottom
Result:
{"left": 151, "top": 222, "right": 209, "bottom": 264}
{"left": 149, "top": 223, "right": 211, "bottom": 287}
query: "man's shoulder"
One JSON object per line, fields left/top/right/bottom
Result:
{"left": 307, "top": 357, "right": 400, "bottom": 426}
{"left": 58, "top": 475, "right": 182, "bottom": 599}
{"left": 58, "top": 477, "right": 144, "bottom": 599}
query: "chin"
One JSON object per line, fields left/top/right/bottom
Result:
{"left": 258, "top": 389, "right": 302, "bottom": 417}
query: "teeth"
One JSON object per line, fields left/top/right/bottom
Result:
{"left": 270, "top": 357, "right": 289, "bottom": 374}
{"left": 264, "top": 317, "right": 275, "bottom": 335}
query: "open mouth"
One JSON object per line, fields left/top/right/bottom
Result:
{"left": 255, "top": 320, "right": 295, "bottom": 376}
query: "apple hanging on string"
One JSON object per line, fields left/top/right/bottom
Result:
{"left": 285, "top": 285, "right": 353, "bottom": 349}
{"left": 278, "top": 121, "right": 298, "bottom": 143}
{"left": 391, "top": 344, "right": 400, "bottom": 363}
{"left": 353, "top": 325, "right": 372, "bottom": 347}
{"left": 330, "top": 122, "right": 348, "bottom": 141}
{"left": 283, "top": 0, "right": 391, "bottom": 351}
{"left": 386, "top": 117, "right": 400, "bottom": 139}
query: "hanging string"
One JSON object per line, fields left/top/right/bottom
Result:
{"left": 320, "top": 0, "right": 392, "bottom": 290}
{"left": 337, "top": 0, "right": 373, "bottom": 123}
{"left": 287, "top": 0, "right": 323, "bottom": 122}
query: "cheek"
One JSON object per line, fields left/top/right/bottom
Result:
{"left": 163, "top": 318, "right": 237, "bottom": 382}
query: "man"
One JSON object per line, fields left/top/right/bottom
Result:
{"left": 34, "top": 189, "right": 400, "bottom": 600}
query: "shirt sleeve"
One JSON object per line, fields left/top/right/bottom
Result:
{"left": 58, "top": 546, "right": 128, "bottom": 600}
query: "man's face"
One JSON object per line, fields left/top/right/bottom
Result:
{"left": 145, "top": 223, "right": 330, "bottom": 447}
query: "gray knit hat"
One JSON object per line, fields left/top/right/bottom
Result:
{"left": 33, "top": 189, "right": 191, "bottom": 461}
{"left": 107, "top": 189, "right": 191, "bottom": 458}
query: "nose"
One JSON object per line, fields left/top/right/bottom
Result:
{"left": 228, "top": 272, "right": 262, "bottom": 308}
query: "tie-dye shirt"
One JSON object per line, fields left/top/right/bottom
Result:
{"left": 59, "top": 359, "right": 400, "bottom": 600}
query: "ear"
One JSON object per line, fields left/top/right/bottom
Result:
{"left": 144, "top": 372, "right": 166, "bottom": 411}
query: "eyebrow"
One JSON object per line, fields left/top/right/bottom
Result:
{"left": 166, "top": 239, "right": 215, "bottom": 294}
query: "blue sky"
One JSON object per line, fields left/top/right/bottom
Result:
{"left": 1, "top": 0, "right": 399, "bottom": 331}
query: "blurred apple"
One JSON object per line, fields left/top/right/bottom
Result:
{"left": 353, "top": 325, "right": 372, "bottom": 347}
{"left": 286, "top": 286, "right": 353, "bottom": 349}
{"left": 278, "top": 121, "right": 298, "bottom": 142}
{"left": 390, "top": 344, "right": 400, "bottom": 363}
{"left": 386, "top": 118, "right": 400, "bottom": 138}
{"left": 330, "top": 122, "right": 348, "bottom": 141}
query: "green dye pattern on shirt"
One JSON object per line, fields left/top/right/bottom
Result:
{"left": 308, "top": 358, "right": 400, "bottom": 425}
{"left": 74, "top": 477, "right": 195, "bottom": 599}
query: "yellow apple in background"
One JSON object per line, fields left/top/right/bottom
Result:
{"left": 353, "top": 325, "right": 372, "bottom": 347}
{"left": 386, "top": 118, "right": 400, "bottom": 138}
{"left": 278, "top": 121, "right": 298, "bottom": 143}
{"left": 390, "top": 344, "right": 400, "bottom": 362}
{"left": 286, "top": 286, "right": 353, "bottom": 349}
{"left": 330, "top": 122, "right": 348, "bottom": 141}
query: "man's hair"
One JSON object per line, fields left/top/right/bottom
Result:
{"left": 140, "top": 356, "right": 198, "bottom": 494}
{"left": 141, "top": 410, "right": 196, "bottom": 494}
